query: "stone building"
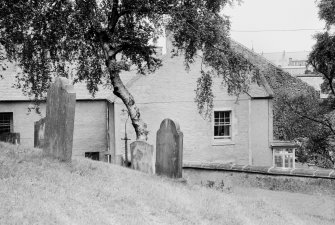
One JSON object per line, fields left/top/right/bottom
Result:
{"left": 115, "top": 52, "right": 274, "bottom": 166}
{"left": 1, "top": 41, "right": 304, "bottom": 168}
{"left": 0, "top": 63, "right": 114, "bottom": 160}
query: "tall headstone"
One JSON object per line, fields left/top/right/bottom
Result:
{"left": 43, "top": 77, "right": 76, "bottom": 162}
{"left": 156, "top": 119, "right": 183, "bottom": 178}
{"left": 130, "top": 141, "right": 154, "bottom": 174}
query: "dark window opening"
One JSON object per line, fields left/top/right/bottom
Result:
{"left": 0, "top": 113, "right": 13, "bottom": 135}
{"left": 85, "top": 152, "right": 100, "bottom": 161}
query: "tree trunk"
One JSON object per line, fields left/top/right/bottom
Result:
{"left": 107, "top": 60, "right": 148, "bottom": 141}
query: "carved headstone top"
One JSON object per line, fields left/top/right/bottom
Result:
{"left": 43, "top": 77, "right": 76, "bottom": 162}
{"left": 156, "top": 118, "right": 183, "bottom": 178}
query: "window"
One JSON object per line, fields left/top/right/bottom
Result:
{"left": 214, "top": 111, "right": 231, "bottom": 140}
{"left": 273, "top": 148, "right": 295, "bottom": 169}
{"left": 0, "top": 113, "right": 13, "bottom": 135}
{"left": 85, "top": 152, "right": 100, "bottom": 161}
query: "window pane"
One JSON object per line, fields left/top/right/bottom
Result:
{"left": 289, "top": 157, "right": 293, "bottom": 168}
{"left": 285, "top": 155, "right": 289, "bottom": 168}
{"left": 214, "top": 125, "right": 230, "bottom": 137}
{"left": 224, "top": 125, "right": 230, "bottom": 136}
{"left": 275, "top": 155, "right": 283, "bottom": 167}
{"left": 214, "top": 126, "right": 219, "bottom": 136}
{"left": 224, "top": 116, "right": 230, "bottom": 123}
{"left": 223, "top": 111, "right": 229, "bottom": 118}
{"left": 217, "top": 126, "right": 224, "bottom": 136}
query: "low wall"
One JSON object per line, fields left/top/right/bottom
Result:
{"left": 183, "top": 162, "right": 335, "bottom": 179}
{"left": 183, "top": 162, "right": 335, "bottom": 196}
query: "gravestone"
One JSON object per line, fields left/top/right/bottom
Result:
{"left": 130, "top": 141, "right": 154, "bottom": 174}
{"left": 43, "top": 77, "right": 76, "bottom": 162}
{"left": 34, "top": 117, "right": 45, "bottom": 148}
{"left": 156, "top": 119, "right": 183, "bottom": 178}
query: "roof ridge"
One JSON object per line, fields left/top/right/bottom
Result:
{"left": 263, "top": 50, "right": 310, "bottom": 54}
{"left": 231, "top": 40, "right": 275, "bottom": 97}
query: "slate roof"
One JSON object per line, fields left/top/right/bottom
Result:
{"left": 231, "top": 41, "right": 316, "bottom": 97}
{"left": 0, "top": 63, "right": 114, "bottom": 102}
{"left": 4, "top": 41, "right": 311, "bottom": 103}
{"left": 121, "top": 42, "right": 274, "bottom": 102}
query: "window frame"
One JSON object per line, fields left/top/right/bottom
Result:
{"left": 272, "top": 148, "right": 296, "bottom": 169}
{"left": 212, "top": 108, "right": 234, "bottom": 145}
{"left": 0, "top": 112, "right": 13, "bottom": 134}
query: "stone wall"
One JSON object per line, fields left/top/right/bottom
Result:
{"left": 184, "top": 162, "right": 335, "bottom": 179}
{"left": 72, "top": 101, "right": 109, "bottom": 158}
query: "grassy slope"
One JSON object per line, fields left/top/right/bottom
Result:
{"left": 1, "top": 142, "right": 334, "bottom": 225}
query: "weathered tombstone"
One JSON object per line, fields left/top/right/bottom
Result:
{"left": 156, "top": 119, "right": 183, "bottom": 178}
{"left": 43, "top": 77, "right": 76, "bottom": 162}
{"left": 34, "top": 117, "right": 45, "bottom": 148}
{"left": 130, "top": 141, "right": 154, "bottom": 174}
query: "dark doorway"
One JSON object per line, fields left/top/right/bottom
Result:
{"left": 85, "top": 152, "right": 100, "bottom": 161}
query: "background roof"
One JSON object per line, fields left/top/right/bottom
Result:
{"left": 262, "top": 51, "right": 310, "bottom": 67}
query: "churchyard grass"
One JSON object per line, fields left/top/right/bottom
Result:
{"left": 1, "top": 142, "right": 334, "bottom": 225}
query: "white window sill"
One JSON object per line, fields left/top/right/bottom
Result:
{"left": 212, "top": 140, "right": 235, "bottom": 146}
{"left": 273, "top": 167, "right": 294, "bottom": 170}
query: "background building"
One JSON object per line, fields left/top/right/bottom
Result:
{"left": 262, "top": 51, "right": 327, "bottom": 98}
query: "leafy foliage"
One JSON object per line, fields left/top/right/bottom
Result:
{"left": 195, "top": 71, "right": 214, "bottom": 118}
{"left": 234, "top": 41, "right": 335, "bottom": 168}
{"left": 309, "top": 32, "right": 335, "bottom": 97}
{"left": 296, "top": 0, "right": 335, "bottom": 167}
{"left": 318, "top": 0, "right": 335, "bottom": 28}
{"left": 0, "top": 0, "right": 254, "bottom": 139}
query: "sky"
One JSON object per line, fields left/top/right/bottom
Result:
{"left": 224, "top": 0, "right": 327, "bottom": 53}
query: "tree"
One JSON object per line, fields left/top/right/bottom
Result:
{"left": 309, "top": 32, "right": 335, "bottom": 97}
{"left": 309, "top": 0, "right": 335, "bottom": 97}
{"left": 0, "top": 0, "right": 254, "bottom": 140}
{"left": 300, "top": 0, "right": 335, "bottom": 168}
{"left": 281, "top": 94, "right": 335, "bottom": 167}
{"left": 236, "top": 39, "right": 335, "bottom": 168}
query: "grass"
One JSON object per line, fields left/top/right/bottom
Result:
{"left": 1, "top": 142, "right": 335, "bottom": 225}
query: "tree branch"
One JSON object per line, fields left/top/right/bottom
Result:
{"left": 286, "top": 99, "right": 335, "bottom": 136}
{"left": 108, "top": 0, "right": 120, "bottom": 33}
{"left": 324, "top": 68, "right": 335, "bottom": 96}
